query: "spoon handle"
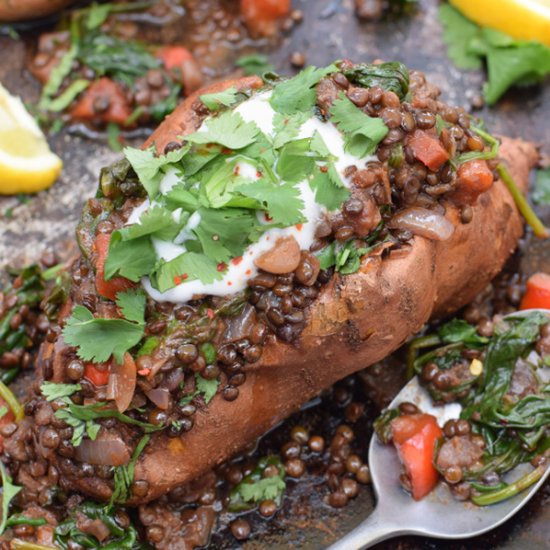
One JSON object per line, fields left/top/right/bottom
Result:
{"left": 328, "top": 505, "right": 410, "bottom": 550}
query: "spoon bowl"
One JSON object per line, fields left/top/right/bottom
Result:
{"left": 329, "top": 310, "right": 550, "bottom": 550}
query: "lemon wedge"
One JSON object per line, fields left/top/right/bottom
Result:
{"left": 450, "top": 0, "right": 550, "bottom": 47}
{"left": 0, "top": 83, "right": 62, "bottom": 195}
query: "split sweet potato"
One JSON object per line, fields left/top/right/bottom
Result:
{"left": 58, "top": 76, "right": 539, "bottom": 504}
{"left": 0, "top": 0, "right": 73, "bottom": 21}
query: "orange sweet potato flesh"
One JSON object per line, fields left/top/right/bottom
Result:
{"left": 68, "top": 78, "right": 538, "bottom": 504}
{"left": 0, "top": 0, "right": 74, "bottom": 21}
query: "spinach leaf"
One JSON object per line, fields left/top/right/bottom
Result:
{"left": 343, "top": 61, "right": 410, "bottom": 100}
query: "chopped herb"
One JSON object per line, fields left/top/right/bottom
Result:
{"left": 107, "top": 122, "right": 123, "bottom": 152}
{"left": 310, "top": 164, "right": 350, "bottom": 211}
{"left": 118, "top": 205, "right": 185, "bottom": 242}
{"left": 272, "top": 112, "right": 310, "bottom": 149}
{"left": 104, "top": 231, "right": 157, "bottom": 282}
{"left": 275, "top": 137, "right": 320, "bottom": 183}
{"left": 186, "top": 110, "right": 261, "bottom": 150}
{"left": 39, "top": 45, "right": 78, "bottom": 110}
{"left": 62, "top": 304, "right": 145, "bottom": 364}
{"left": 40, "top": 79, "right": 90, "bottom": 113}
{"left": 136, "top": 336, "right": 159, "bottom": 357}
{"left": 0, "top": 462, "right": 22, "bottom": 535}
{"left": 200, "top": 87, "right": 239, "bottom": 110}
{"left": 329, "top": 93, "right": 389, "bottom": 157}
{"left": 41, "top": 382, "right": 82, "bottom": 402}
{"left": 195, "top": 374, "right": 219, "bottom": 404}
{"left": 115, "top": 289, "right": 147, "bottom": 324}
{"left": 270, "top": 64, "right": 337, "bottom": 114}
{"left": 438, "top": 319, "right": 488, "bottom": 346}
{"left": 229, "top": 456, "right": 286, "bottom": 512}
{"left": 456, "top": 125, "right": 499, "bottom": 163}
{"left": 235, "top": 53, "right": 274, "bottom": 76}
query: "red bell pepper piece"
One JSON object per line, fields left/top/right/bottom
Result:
{"left": 391, "top": 413, "right": 443, "bottom": 500}
{"left": 407, "top": 130, "right": 450, "bottom": 171}
{"left": 520, "top": 272, "right": 550, "bottom": 310}
{"left": 83, "top": 362, "right": 111, "bottom": 387}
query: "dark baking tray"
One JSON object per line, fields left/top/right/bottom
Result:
{"left": 1, "top": 1, "right": 549, "bottom": 548}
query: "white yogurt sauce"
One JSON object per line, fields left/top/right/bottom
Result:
{"left": 131, "top": 91, "right": 376, "bottom": 303}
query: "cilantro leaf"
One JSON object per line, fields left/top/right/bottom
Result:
{"left": 124, "top": 146, "right": 187, "bottom": 199}
{"left": 237, "top": 178, "right": 305, "bottom": 226}
{"left": 235, "top": 53, "right": 274, "bottom": 76}
{"left": 54, "top": 408, "right": 98, "bottom": 447}
{"left": 438, "top": 319, "right": 489, "bottom": 346}
{"left": 438, "top": 4, "right": 483, "bottom": 70}
{"left": 270, "top": 64, "right": 337, "bottom": 114}
{"left": 276, "top": 138, "right": 320, "bottom": 183}
{"left": 329, "top": 93, "right": 388, "bottom": 157}
{"left": 118, "top": 205, "right": 185, "bottom": 242}
{"left": 165, "top": 184, "right": 203, "bottom": 211}
{"left": 533, "top": 168, "right": 550, "bottom": 205}
{"left": 41, "top": 382, "right": 82, "bottom": 402}
{"left": 200, "top": 87, "right": 239, "bottom": 110}
{"left": 115, "top": 289, "right": 146, "bottom": 324}
{"left": 62, "top": 305, "right": 144, "bottom": 364}
{"left": 310, "top": 165, "right": 350, "bottom": 211}
{"left": 150, "top": 252, "right": 222, "bottom": 292}
{"left": 0, "top": 462, "right": 22, "bottom": 535}
{"left": 484, "top": 43, "right": 550, "bottom": 105}
{"left": 193, "top": 208, "right": 262, "bottom": 263}
{"left": 310, "top": 130, "right": 330, "bottom": 157}
{"left": 186, "top": 110, "right": 260, "bottom": 150}
{"left": 195, "top": 374, "right": 219, "bottom": 404}
{"left": 272, "top": 112, "right": 310, "bottom": 149}
{"left": 104, "top": 231, "right": 157, "bottom": 282}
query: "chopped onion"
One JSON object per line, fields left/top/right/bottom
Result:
{"left": 74, "top": 435, "right": 130, "bottom": 466}
{"left": 223, "top": 304, "right": 257, "bottom": 342}
{"left": 106, "top": 353, "right": 136, "bottom": 413}
{"left": 146, "top": 387, "right": 171, "bottom": 410}
{"left": 389, "top": 207, "right": 455, "bottom": 241}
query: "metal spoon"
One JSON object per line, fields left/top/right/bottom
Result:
{"left": 329, "top": 311, "right": 550, "bottom": 550}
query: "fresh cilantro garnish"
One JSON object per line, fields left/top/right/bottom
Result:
{"left": 118, "top": 205, "right": 186, "bottom": 242}
{"left": 533, "top": 168, "right": 550, "bottom": 206}
{"left": 310, "top": 164, "right": 350, "bottom": 211}
{"left": 109, "top": 434, "right": 150, "bottom": 508}
{"left": 124, "top": 146, "right": 187, "bottom": 199}
{"left": 115, "top": 289, "right": 146, "bottom": 324}
{"left": 272, "top": 112, "right": 310, "bottom": 148}
{"left": 55, "top": 406, "right": 101, "bottom": 447}
{"left": 343, "top": 62, "right": 410, "bottom": 101}
{"left": 237, "top": 178, "right": 305, "bottom": 227}
{"left": 329, "top": 93, "right": 389, "bottom": 157}
{"left": 186, "top": 110, "right": 260, "bottom": 150}
{"left": 276, "top": 138, "right": 321, "bottom": 184}
{"left": 41, "top": 382, "right": 82, "bottom": 402}
{"left": 235, "top": 53, "right": 274, "bottom": 76}
{"left": 229, "top": 456, "right": 286, "bottom": 512}
{"left": 104, "top": 232, "right": 157, "bottom": 282}
{"left": 0, "top": 462, "right": 22, "bottom": 535}
{"left": 270, "top": 64, "right": 337, "bottom": 114}
{"left": 456, "top": 125, "right": 499, "bottom": 164}
{"left": 137, "top": 336, "right": 160, "bottom": 357}
{"left": 200, "top": 87, "right": 239, "bottom": 111}
{"left": 150, "top": 252, "right": 222, "bottom": 293}
{"left": 193, "top": 208, "right": 264, "bottom": 263}
{"left": 439, "top": 4, "right": 550, "bottom": 104}
{"left": 62, "top": 291, "right": 146, "bottom": 364}
{"left": 179, "top": 374, "right": 219, "bottom": 406}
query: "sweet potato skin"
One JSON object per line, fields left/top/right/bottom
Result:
{"left": 70, "top": 78, "right": 538, "bottom": 503}
{"left": 0, "top": 0, "right": 73, "bottom": 21}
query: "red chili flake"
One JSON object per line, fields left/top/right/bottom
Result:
{"left": 182, "top": 273, "right": 188, "bottom": 280}
{"left": 320, "top": 165, "right": 328, "bottom": 173}
{"left": 207, "top": 308, "right": 215, "bottom": 319}
{"left": 138, "top": 368, "right": 151, "bottom": 376}
{"left": 232, "top": 256, "right": 243, "bottom": 266}
{"left": 222, "top": 147, "right": 232, "bottom": 155}
{"left": 264, "top": 213, "right": 273, "bottom": 222}
{"left": 173, "top": 275, "right": 182, "bottom": 285}
{"left": 295, "top": 223, "right": 303, "bottom": 231}
{"left": 234, "top": 165, "right": 241, "bottom": 176}
{"left": 266, "top": 236, "right": 270, "bottom": 241}
{"left": 245, "top": 269, "right": 251, "bottom": 275}
{"left": 227, "top": 281, "right": 233, "bottom": 286}
{"left": 256, "top": 170, "right": 263, "bottom": 178}
{"left": 217, "top": 262, "right": 227, "bottom": 272}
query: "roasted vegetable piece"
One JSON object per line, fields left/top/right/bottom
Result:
{"left": 391, "top": 413, "right": 443, "bottom": 500}
{"left": 520, "top": 272, "right": 550, "bottom": 310}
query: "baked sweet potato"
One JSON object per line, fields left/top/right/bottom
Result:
{"left": 8, "top": 63, "right": 539, "bottom": 507}
{"left": 0, "top": 0, "right": 73, "bottom": 21}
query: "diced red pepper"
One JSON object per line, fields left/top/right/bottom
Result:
{"left": 452, "top": 159, "right": 494, "bottom": 205}
{"left": 83, "top": 362, "right": 111, "bottom": 387}
{"left": 156, "top": 46, "right": 194, "bottom": 72}
{"left": 70, "top": 77, "right": 132, "bottom": 125}
{"left": 94, "top": 233, "right": 135, "bottom": 301}
{"left": 406, "top": 130, "right": 450, "bottom": 171}
{"left": 520, "top": 272, "right": 550, "bottom": 310}
{"left": 391, "top": 413, "right": 443, "bottom": 500}
{"left": 240, "top": 0, "right": 290, "bottom": 36}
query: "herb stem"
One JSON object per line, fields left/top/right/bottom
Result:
{"left": 10, "top": 540, "right": 54, "bottom": 550}
{"left": 406, "top": 334, "right": 441, "bottom": 379}
{"left": 0, "top": 380, "right": 23, "bottom": 422}
{"left": 471, "top": 465, "right": 547, "bottom": 506}
{"left": 6, "top": 517, "right": 47, "bottom": 527}
{"left": 496, "top": 163, "right": 548, "bottom": 239}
